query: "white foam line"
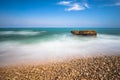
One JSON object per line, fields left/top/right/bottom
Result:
{"left": 0, "top": 30, "right": 47, "bottom": 36}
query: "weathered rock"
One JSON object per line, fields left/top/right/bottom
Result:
{"left": 71, "top": 30, "right": 97, "bottom": 36}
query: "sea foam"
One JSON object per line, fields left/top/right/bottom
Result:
{"left": 0, "top": 30, "right": 46, "bottom": 36}
{"left": 0, "top": 33, "right": 120, "bottom": 66}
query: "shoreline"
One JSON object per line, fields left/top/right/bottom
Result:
{"left": 0, "top": 55, "right": 120, "bottom": 80}
{"left": 0, "top": 53, "right": 119, "bottom": 67}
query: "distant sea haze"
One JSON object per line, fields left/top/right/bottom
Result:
{"left": 0, "top": 28, "right": 120, "bottom": 66}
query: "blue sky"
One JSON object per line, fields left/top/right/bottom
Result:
{"left": 0, "top": 0, "right": 120, "bottom": 28}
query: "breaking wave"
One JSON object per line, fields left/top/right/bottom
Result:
{"left": 0, "top": 31, "right": 47, "bottom": 36}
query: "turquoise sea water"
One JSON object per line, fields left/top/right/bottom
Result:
{"left": 0, "top": 28, "right": 120, "bottom": 66}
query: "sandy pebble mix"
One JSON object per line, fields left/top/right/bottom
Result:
{"left": 0, "top": 56, "right": 120, "bottom": 80}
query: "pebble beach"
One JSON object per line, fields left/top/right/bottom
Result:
{"left": 0, "top": 55, "right": 119, "bottom": 80}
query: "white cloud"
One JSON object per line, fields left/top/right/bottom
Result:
{"left": 58, "top": 1, "right": 71, "bottom": 5}
{"left": 66, "top": 3, "right": 85, "bottom": 11}
{"left": 115, "top": 2, "right": 120, "bottom": 6}
{"left": 58, "top": 1, "right": 89, "bottom": 11}
{"left": 83, "top": 2, "right": 90, "bottom": 8}
{"left": 101, "top": 1, "right": 120, "bottom": 7}
{"left": 102, "top": 3, "right": 120, "bottom": 7}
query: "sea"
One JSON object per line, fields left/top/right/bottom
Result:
{"left": 0, "top": 28, "right": 120, "bottom": 66}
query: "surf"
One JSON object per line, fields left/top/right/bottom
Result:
{"left": 0, "top": 31, "right": 120, "bottom": 66}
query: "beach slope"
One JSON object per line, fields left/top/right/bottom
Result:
{"left": 0, "top": 56, "right": 119, "bottom": 80}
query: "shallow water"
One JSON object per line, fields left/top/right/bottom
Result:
{"left": 0, "top": 28, "right": 120, "bottom": 66}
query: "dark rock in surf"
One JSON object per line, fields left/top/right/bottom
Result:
{"left": 71, "top": 30, "right": 97, "bottom": 36}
